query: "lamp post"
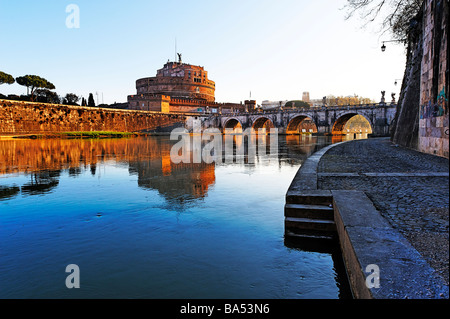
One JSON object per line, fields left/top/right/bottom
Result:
{"left": 381, "top": 39, "right": 406, "bottom": 52}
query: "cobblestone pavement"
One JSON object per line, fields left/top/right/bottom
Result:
{"left": 317, "top": 137, "right": 449, "bottom": 285}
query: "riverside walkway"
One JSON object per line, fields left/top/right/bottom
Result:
{"left": 287, "top": 137, "right": 449, "bottom": 298}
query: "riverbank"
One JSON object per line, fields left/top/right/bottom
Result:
{"left": 286, "top": 137, "right": 449, "bottom": 298}
{"left": 0, "top": 131, "right": 140, "bottom": 139}
{"left": 0, "top": 99, "right": 185, "bottom": 135}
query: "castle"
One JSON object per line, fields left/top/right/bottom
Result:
{"left": 128, "top": 55, "right": 255, "bottom": 114}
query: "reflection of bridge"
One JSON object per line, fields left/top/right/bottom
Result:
{"left": 197, "top": 103, "right": 397, "bottom": 136}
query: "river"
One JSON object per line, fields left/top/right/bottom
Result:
{"left": 0, "top": 134, "right": 366, "bottom": 299}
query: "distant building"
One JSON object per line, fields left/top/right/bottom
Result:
{"left": 244, "top": 100, "right": 257, "bottom": 110}
{"left": 128, "top": 56, "right": 246, "bottom": 113}
{"left": 261, "top": 100, "right": 288, "bottom": 110}
{"left": 302, "top": 92, "right": 310, "bottom": 103}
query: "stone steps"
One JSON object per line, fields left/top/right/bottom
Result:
{"left": 286, "top": 190, "right": 333, "bottom": 206}
{"left": 284, "top": 191, "right": 337, "bottom": 241}
{"left": 285, "top": 203, "right": 334, "bottom": 220}
{"left": 285, "top": 217, "right": 337, "bottom": 232}
{"left": 284, "top": 230, "right": 336, "bottom": 241}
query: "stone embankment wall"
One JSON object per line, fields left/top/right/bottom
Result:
{"left": 390, "top": 9, "right": 423, "bottom": 149}
{"left": 0, "top": 100, "right": 185, "bottom": 135}
{"left": 418, "top": 0, "right": 448, "bottom": 158}
{"left": 392, "top": 0, "right": 449, "bottom": 158}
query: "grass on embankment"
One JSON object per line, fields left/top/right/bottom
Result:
{"left": 58, "top": 131, "right": 136, "bottom": 138}
{"left": 3, "top": 131, "right": 140, "bottom": 139}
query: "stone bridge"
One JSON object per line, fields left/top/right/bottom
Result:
{"left": 194, "top": 103, "right": 397, "bottom": 136}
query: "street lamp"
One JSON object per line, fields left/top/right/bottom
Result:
{"left": 381, "top": 39, "right": 406, "bottom": 52}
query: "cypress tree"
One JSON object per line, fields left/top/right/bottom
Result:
{"left": 88, "top": 93, "right": 95, "bottom": 107}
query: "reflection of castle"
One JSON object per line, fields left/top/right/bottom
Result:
{"left": 0, "top": 138, "right": 215, "bottom": 204}
{"left": 129, "top": 158, "right": 215, "bottom": 204}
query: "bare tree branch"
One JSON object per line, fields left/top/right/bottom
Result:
{"left": 344, "top": 0, "right": 423, "bottom": 39}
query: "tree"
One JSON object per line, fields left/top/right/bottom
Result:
{"left": 325, "top": 95, "right": 375, "bottom": 106}
{"left": 16, "top": 75, "right": 55, "bottom": 102}
{"left": 88, "top": 93, "right": 95, "bottom": 107}
{"left": 0, "top": 71, "right": 15, "bottom": 86}
{"left": 81, "top": 97, "right": 87, "bottom": 106}
{"left": 285, "top": 100, "right": 311, "bottom": 108}
{"left": 344, "top": 0, "right": 423, "bottom": 40}
{"left": 35, "top": 89, "right": 61, "bottom": 104}
{"left": 63, "top": 93, "right": 80, "bottom": 105}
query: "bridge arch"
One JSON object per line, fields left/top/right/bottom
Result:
{"left": 223, "top": 118, "right": 243, "bottom": 133}
{"left": 332, "top": 113, "right": 373, "bottom": 135}
{"left": 286, "top": 115, "right": 318, "bottom": 134}
{"left": 252, "top": 116, "right": 275, "bottom": 133}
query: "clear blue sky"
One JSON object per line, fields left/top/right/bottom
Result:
{"left": 0, "top": 0, "right": 407, "bottom": 105}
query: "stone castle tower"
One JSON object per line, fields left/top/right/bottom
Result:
{"left": 128, "top": 56, "right": 216, "bottom": 112}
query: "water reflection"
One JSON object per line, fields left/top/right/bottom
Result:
{"left": 129, "top": 159, "right": 216, "bottom": 209}
{"left": 284, "top": 236, "right": 352, "bottom": 299}
{"left": 21, "top": 170, "right": 60, "bottom": 196}
{"left": 0, "top": 135, "right": 352, "bottom": 203}
{"left": 0, "top": 185, "right": 20, "bottom": 201}
{"left": 0, "top": 138, "right": 216, "bottom": 205}
{"left": 332, "top": 133, "right": 369, "bottom": 144}
{"left": 0, "top": 135, "right": 357, "bottom": 299}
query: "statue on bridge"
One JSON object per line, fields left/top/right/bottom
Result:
{"left": 380, "top": 91, "right": 386, "bottom": 104}
{"left": 391, "top": 93, "right": 396, "bottom": 104}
